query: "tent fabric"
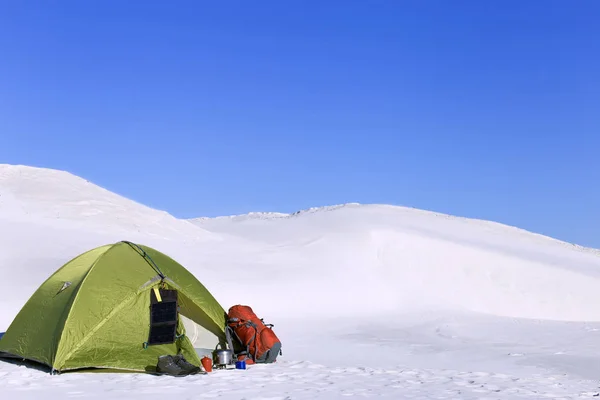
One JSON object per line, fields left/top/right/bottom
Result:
{"left": 0, "top": 241, "right": 227, "bottom": 373}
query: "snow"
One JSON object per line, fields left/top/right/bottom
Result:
{"left": 2, "top": 163, "right": 600, "bottom": 399}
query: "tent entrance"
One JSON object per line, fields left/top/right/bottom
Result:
{"left": 148, "top": 288, "right": 178, "bottom": 345}
{"left": 179, "top": 314, "right": 221, "bottom": 358}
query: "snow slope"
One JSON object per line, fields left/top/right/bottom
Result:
{"left": 192, "top": 203, "right": 600, "bottom": 322}
{"left": 0, "top": 164, "right": 214, "bottom": 241}
{"left": 2, "top": 164, "right": 600, "bottom": 399}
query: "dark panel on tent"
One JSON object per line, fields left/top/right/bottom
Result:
{"left": 148, "top": 289, "right": 178, "bottom": 345}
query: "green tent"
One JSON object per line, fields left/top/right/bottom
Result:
{"left": 0, "top": 241, "right": 227, "bottom": 374}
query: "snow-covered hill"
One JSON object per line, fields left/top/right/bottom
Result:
{"left": 191, "top": 202, "right": 600, "bottom": 322}
{"left": 0, "top": 164, "right": 214, "bottom": 241}
{"left": 2, "top": 163, "right": 600, "bottom": 399}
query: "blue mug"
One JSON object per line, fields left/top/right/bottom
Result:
{"left": 235, "top": 360, "right": 246, "bottom": 370}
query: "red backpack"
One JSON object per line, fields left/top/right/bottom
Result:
{"left": 225, "top": 305, "right": 282, "bottom": 364}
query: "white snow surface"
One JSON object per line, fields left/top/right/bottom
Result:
{"left": 2, "top": 163, "right": 600, "bottom": 399}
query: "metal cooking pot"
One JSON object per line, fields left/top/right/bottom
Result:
{"left": 213, "top": 345, "right": 233, "bottom": 365}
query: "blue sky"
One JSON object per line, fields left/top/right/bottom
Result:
{"left": 1, "top": 1, "right": 598, "bottom": 247}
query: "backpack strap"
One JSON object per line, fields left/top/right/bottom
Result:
{"left": 241, "top": 320, "right": 259, "bottom": 362}
{"left": 247, "top": 321, "right": 259, "bottom": 361}
{"left": 224, "top": 325, "right": 237, "bottom": 356}
{"left": 225, "top": 318, "right": 254, "bottom": 361}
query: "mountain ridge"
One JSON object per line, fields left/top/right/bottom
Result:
{"left": 191, "top": 202, "right": 600, "bottom": 256}
{"left": 1, "top": 163, "right": 597, "bottom": 255}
